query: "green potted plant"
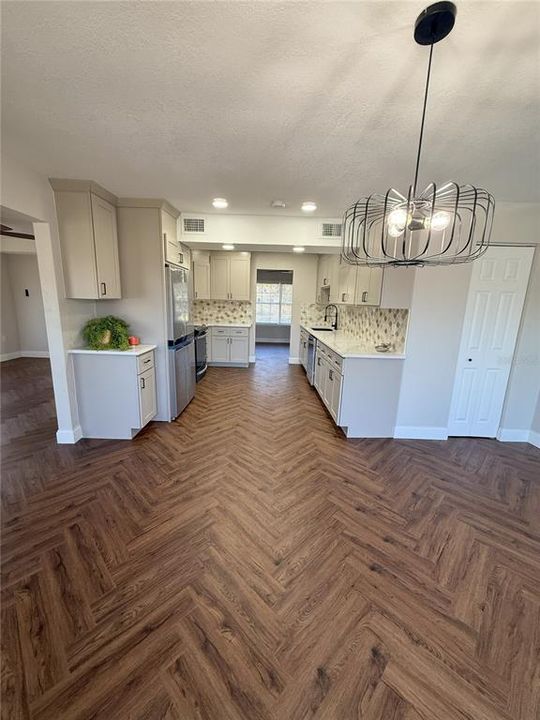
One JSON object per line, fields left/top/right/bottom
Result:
{"left": 82, "top": 315, "right": 130, "bottom": 351}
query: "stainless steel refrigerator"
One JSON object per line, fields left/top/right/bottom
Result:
{"left": 166, "top": 265, "right": 195, "bottom": 420}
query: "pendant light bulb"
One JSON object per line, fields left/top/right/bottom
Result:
{"left": 387, "top": 223, "right": 404, "bottom": 238}
{"left": 430, "top": 210, "right": 452, "bottom": 231}
{"left": 387, "top": 208, "right": 408, "bottom": 230}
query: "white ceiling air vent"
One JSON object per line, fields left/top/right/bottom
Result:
{"left": 320, "top": 222, "right": 342, "bottom": 238}
{"left": 182, "top": 216, "right": 206, "bottom": 235}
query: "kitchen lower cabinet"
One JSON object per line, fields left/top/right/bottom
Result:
{"left": 299, "top": 329, "right": 309, "bottom": 370}
{"left": 310, "top": 336, "right": 404, "bottom": 438}
{"left": 70, "top": 346, "right": 157, "bottom": 440}
{"left": 208, "top": 326, "right": 250, "bottom": 367}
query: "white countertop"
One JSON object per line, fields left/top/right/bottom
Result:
{"left": 301, "top": 325, "right": 405, "bottom": 360}
{"left": 69, "top": 344, "right": 157, "bottom": 357}
{"left": 205, "top": 322, "right": 253, "bottom": 328}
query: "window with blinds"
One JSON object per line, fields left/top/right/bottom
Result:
{"left": 256, "top": 270, "right": 293, "bottom": 325}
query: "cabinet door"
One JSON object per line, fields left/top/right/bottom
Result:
{"left": 193, "top": 261, "right": 210, "bottom": 299}
{"left": 179, "top": 243, "right": 191, "bottom": 271}
{"left": 229, "top": 256, "right": 250, "bottom": 300}
{"left": 355, "top": 267, "right": 383, "bottom": 306}
{"left": 229, "top": 336, "right": 249, "bottom": 364}
{"left": 327, "top": 256, "right": 341, "bottom": 303}
{"left": 138, "top": 368, "right": 157, "bottom": 427}
{"left": 210, "top": 255, "right": 230, "bottom": 299}
{"left": 367, "top": 267, "right": 383, "bottom": 305}
{"left": 162, "top": 210, "right": 180, "bottom": 265}
{"left": 211, "top": 335, "right": 229, "bottom": 362}
{"left": 328, "top": 367, "right": 343, "bottom": 422}
{"left": 55, "top": 190, "right": 98, "bottom": 299}
{"left": 91, "top": 194, "right": 121, "bottom": 298}
{"left": 338, "top": 259, "right": 357, "bottom": 305}
{"left": 314, "top": 352, "right": 325, "bottom": 398}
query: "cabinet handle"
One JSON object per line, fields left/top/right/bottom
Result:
{"left": 144, "top": 358, "right": 151, "bottom": 364}
{"left": 179, "top": 253, "right": 184, "bottom": 264}
{"left": 163, "top": 233, "right": 167, "bottom": 242}
{"left": 317, "top": 357, "right": 321, "bottom": 366}
{"left": 100, "top": 282, "right": 107, "bottom": 296}
{"left": 362, "top": 291, "right": 368, "bottom": 302}
{"left": 195, "top": 291, "right": 198, "bottom": 298}
{"left": 329, "top": 369, "right": 333, "bottom": 381}
{"left": 342, "top": 293, "right": 346, "bottom": 302}
{"left": 140, "top": 377, "right": 146, "bottom": 389}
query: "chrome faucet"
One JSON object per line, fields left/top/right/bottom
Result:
{"left": 324, "top": 304, "right": 338, "bottom": 330}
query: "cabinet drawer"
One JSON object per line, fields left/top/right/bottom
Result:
{"left": 137, "top": 351, "right": 155, "bottom": 374}
{"left": 211, "top": 327, "right": 229, "bottom": 337}
{"left": 229, "top": 327, "right": 249, "bottom": 337}
{"left": 327, "top": 349, "right": 343, "bottom": 370}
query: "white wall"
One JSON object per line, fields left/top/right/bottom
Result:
{"left": 1, "top": 256, "right": 20, "bottom": 357}
{"left": 499, "top": 246, "right": 540, "bottom": 436}
{"left": 396, "top": 201, "right": 540, "bottom": 441}
{"left": 1, "top": 253, "right": 48, "bottom": 356}
{"left": 1, "top": 150, "right": 97, "bottom": 441}
{"left": 249, "top": 252, "right": 318, "bottom": 361}
{"left": 100, "top": 205, "right": 169, "bottom": 421}
{"left": 395, "top": 263, "right": 472, "bottom": 438}
{"left": 188, "top": 214, "right": 341, "bottom": 250}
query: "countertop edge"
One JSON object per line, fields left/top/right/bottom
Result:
{"left": 300, "top": 325, "right": 406, "bottom": 360}
{"left": 69, "top": 344, "right": 157, "bottom": 356}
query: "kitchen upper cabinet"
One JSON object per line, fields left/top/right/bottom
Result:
{"left": 317, "top": 254, "right": 340, "bottom": 303}
{"left": 52, "top": 182, "right": 121, "bottom": 299}
{"left": 162, "top": 209, "right": 190, "bottom": 270}
{"left": 192, "top": 250, "right": 211, "bottom": 299}
{"left": 336, "top": 256, "right": 357, "bottom": 305}
{"left": 229, "top": 256, "right": 251, "bottom": 300}
{"left": 355, "top": 266, "right": 383, "bottom": 306}
{"left": 210, "top": 255, "right": 230, "bottom": 299}
{"left": 210, "top": 252, "right": 251, "bottom": 301}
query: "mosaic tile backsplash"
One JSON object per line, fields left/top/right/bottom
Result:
{"left": 193, "top": 300, "right": 253, "bottom": 325}
{"left": 301, "top": 304, "right": 409, "bottom": 352}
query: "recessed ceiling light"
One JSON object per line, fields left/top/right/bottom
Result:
{"left": 271, "top": 200, "right": 287, "bottom": 208}
{"left": 212, "top": 198, "right": 228, "bottom": 209}
{"left": 222, "top": 244, "right": 235, "bottom": 250}
{"left": 301, "top": 201, "right": 317, "bottom": 213}
{"left": 293, "top": 246, "right": 305, "bottom": 253}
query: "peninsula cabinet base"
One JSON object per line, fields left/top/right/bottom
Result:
{"left": 70, "top": 346, "right": 157, "bottom": 440}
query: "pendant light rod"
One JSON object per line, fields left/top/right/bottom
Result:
{"left": 412, "top": 42, "right": 434, "bottom": 196}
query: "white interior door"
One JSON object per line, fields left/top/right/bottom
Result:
{"left": 448, "top": 246, "right": 534, "bottom": 438}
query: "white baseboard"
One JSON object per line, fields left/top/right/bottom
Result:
{"left": 529, "top": 430, "right": 540, "bottom": 449}
{"left": 56, "top": 425, "right": 82, "bottom": 444}
{"left": 393, "top": 426, "right": 448, "bottom": 440}
{"left": 288, "top": 357, "right": 301, "bottom": 365}
{"left": 497, "top": 428, "right": 530, "bottom": 442}
{"left": 0, "top": 351, "right": 21, "bottom": 362}
{"left": 0, "top": 351, "right": 49, "bottom": 362}
{"left": 21, "top": 351, "right": 50, "bottom": 358}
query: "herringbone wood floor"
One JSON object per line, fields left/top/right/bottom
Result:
{"left": 1, "top": 347, "right": 539, "bottom": 720}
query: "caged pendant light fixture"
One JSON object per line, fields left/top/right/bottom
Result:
{"left": 342, "top": 2, "right": 495, "bottom": 267}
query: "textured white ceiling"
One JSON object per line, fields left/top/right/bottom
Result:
{"left": 2, "top": 1, "right": 539, "bottom": 215}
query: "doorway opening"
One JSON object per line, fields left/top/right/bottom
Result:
{"left": 255, "top": 269, "right": 292, "bottom": 362}
{"left": 1, "top": 207, "right": 56, "bottom": 441}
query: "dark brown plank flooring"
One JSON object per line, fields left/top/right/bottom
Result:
{"left": 1, "top": 349, "right": 539, "bottom": 719}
